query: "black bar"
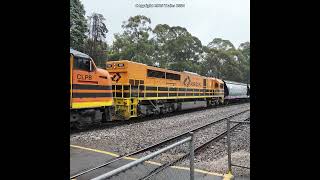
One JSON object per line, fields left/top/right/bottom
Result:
{"left": 72, "top": 84, "right": 112, "bottom": 90}
{"left": 72, "top": 93, "right": 113, "bottom": 98}
{"left": 139, "top": 85, "right": 145, "bottom": 90}
{"left": 146, "top": 93, "right": 157, "bottom": 97}
{"left": 185, "top": 93, "right": 194, "bottom": 96}
{"left": 169, "top": 88, "right": 177, "bottom": 91}
{"left": 158, "top": 87, "right": 168, "bottom": 91}
{"left": 158, "top": 93, "right": 168, "bottom": 97}
{"left": 123, "top": 93, "right": 130, "bottom": 97}
{"left": 146, "top": 87, "right": 157, "bottom": 90}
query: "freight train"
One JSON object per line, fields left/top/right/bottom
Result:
{"left": 70, "top": 49, "right": 249, "bottom": 126}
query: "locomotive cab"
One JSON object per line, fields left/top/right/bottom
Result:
{"left": 70, "top": 49, "right": 113, "bottom": 129}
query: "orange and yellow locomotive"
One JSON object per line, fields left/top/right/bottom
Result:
{"left": 69, "top": 50, "right": 249, "bottom": 124}
{"left": 70, "top": 49, "right": 113, "bottom": 128}
{"left": 106, "top": 60, "right": 224, "bottom": 120}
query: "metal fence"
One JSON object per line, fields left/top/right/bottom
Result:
{"left": 227, "top": 118, "right": 250, "bottom": 175}
{"left": 91, "top": 132, "right": 195, "bottom": 180}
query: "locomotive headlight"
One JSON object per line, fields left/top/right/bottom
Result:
{"left": 118, "top": 63, "right": 124, "bottom": 67}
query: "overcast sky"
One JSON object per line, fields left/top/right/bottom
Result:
{"left": 80, "top": 0, "right": 250, "bottom": 47}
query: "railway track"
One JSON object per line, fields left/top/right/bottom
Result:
{"left": 70, "top": 101, "right": 249, "bottom": 134}
{"left": 139, "top": 117, "right": 250, "bottom": 180}
{"left": 70, "top": 108, "right": 250, "bottom": 179}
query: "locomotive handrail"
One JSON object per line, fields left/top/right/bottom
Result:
{"left": 112, "top": 82, "right": 226, "bottom": 99}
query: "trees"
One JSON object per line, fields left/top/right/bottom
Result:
{"left": 70, "top": 2, "right": 109, "bottom": 68}
{"left": 70, "top": 0, "right": 87, "bottom": 51}
{"left": 85, "top": 13, "right": 109, "bottom": 67}
{"left": 69, "top": 5, "right": 250, "bottom": 83}
{"left": 87, "top": 13, "right": 108, "bottom": 42}
{"left": 109, "top": 15, "right": 155, "bottom": 65}
{"left": 108, "top": 16, "right": 203, "bottom": 72}
{"left": 203, "top": 38, "right": 235, "bottom": 78}
{"left": 153, "top": 25, "right": 203, "bottom": 72}
{"left": 152, "top": 24, "right": 172, "bottom": 68}
{"left": 202, "top": 38, "right": 250, "bottom": 83}
{"left": 238, "top": 42, "right": 250, "bottom": 83}
{"left": 207, "top": 38, "right": 235, "bottom": 51}
{"left": 106, "top": 16, "right": 249, "bottom": 82}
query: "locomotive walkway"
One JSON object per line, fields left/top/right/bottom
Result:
{"left": 70, "top": 144, "right": 227, "bottom": 180}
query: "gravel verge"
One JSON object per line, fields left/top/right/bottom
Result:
{"left": 70, "top": 103, "right": 250, "bottom": 176}
{"left": 71, "top": 103, "right": 249, "bottom": 155}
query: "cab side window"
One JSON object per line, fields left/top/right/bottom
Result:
{"left": 74, "top": 57, "right": 91, "bottom": 71}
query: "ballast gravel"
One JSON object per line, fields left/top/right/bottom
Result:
{"left": 70, "top": 103, "right": 250, "bottom": 176}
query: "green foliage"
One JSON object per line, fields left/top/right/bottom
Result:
{"left": 153, "top": 25, "right": 203, "bottom": 72}
{"left": 238, "top": 42, "right": 250, "bottom": 82}
{"left": 106, "top": 15, "right": 249, "bottom": 83}
{"left": 70, "top": 0, "right": 87, "bottom": 51}
{"left": 207, "top": 38, "right": 235, "bottom": 51}
{"left": 84, "top": 39, "right": 108, "bottom": 68}
{"left": 202, "top": 38, "right": 250, "bottom": 83}
{"left": 109, "top": 18, "right": 203, "bottom": 73}
{"left": 84, "top": 13, "right": 109, "bottom": 68}
{"left": 87, "top": 13, "right": 109, "bottom": 41}
{"left": 108, "top": 15, "right": 155, "bottom": 65}
{"left": 70, "top": 3, "right": 250, "bottom": 83}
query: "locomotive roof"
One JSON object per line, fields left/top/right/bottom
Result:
{"left": 70, "top": 48, "right": 91, "bottom": 59}
{"left": 108, "top": 59, "right": 224, "bottom": 83}
{"left": 110, "top": 60, "right": 182, "bottom": 74}
{"left": 215, "top": 78, "right": 224, "bottom": 83}
{"left": 108, "top": 60, "right": 147, "bottom": 66}
{"left": 183, "top": 71, "right": 200, "bottom": 76}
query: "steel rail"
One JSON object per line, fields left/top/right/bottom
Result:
{"left": 139, "top": 117, "right": 250, "bottom": 180}
{"left": 70, "top": 109, "right": 250, "bottom": 179}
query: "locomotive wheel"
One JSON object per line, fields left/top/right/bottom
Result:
{"left": 154, "top": 110, "right": 160, "bottom": 115}
{"left": 101, "top": 108, "right": 111, "bottom": 123}
{"left": 73, "top": 122, "right": 84, "bottom": 130}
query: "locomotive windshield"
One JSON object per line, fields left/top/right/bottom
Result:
{"left": 74, "top": 57, "right": 92, "bottom": 71}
